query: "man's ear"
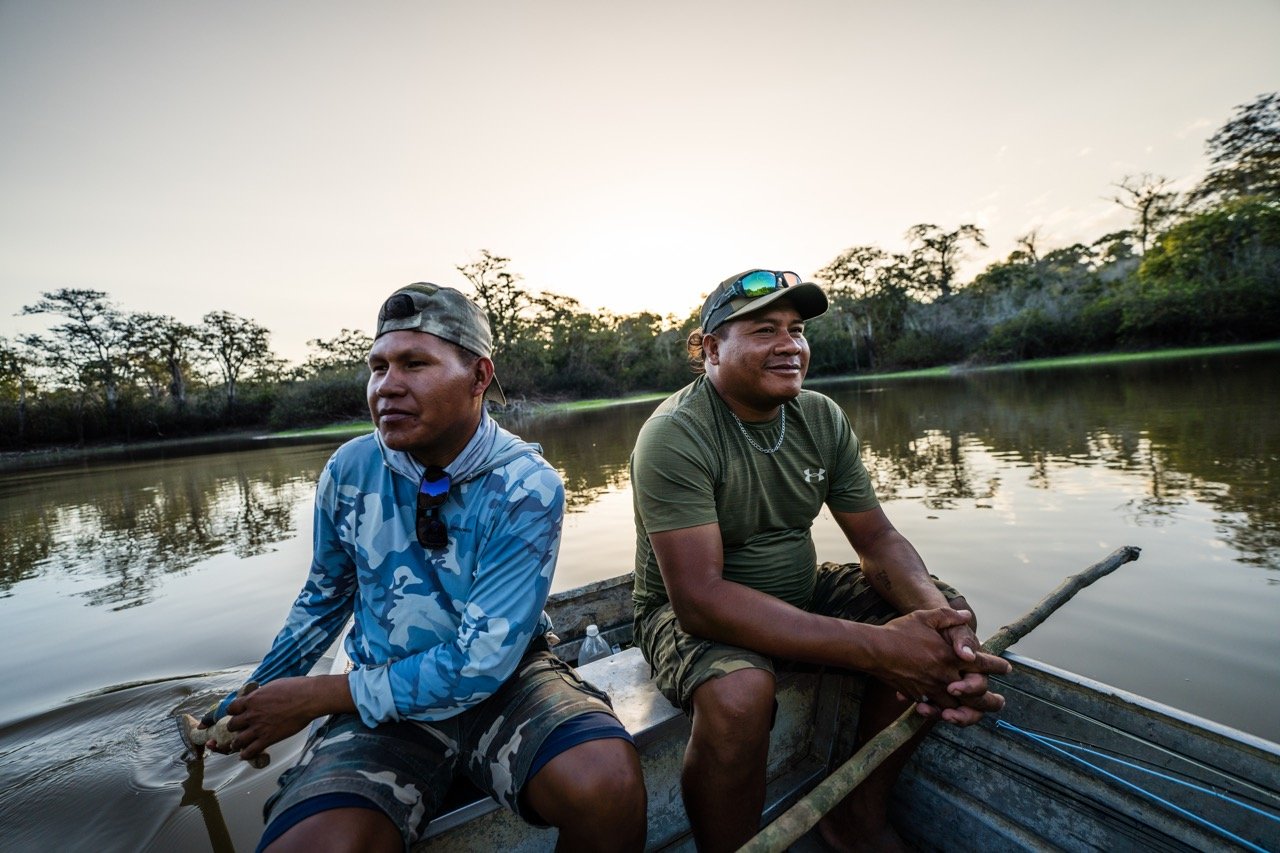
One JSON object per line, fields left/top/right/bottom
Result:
{"left": 703, "top": 333, "right": 721, "bottom": 366}
{"left": 472, "top": 357, "right": 495, "bottom": 398}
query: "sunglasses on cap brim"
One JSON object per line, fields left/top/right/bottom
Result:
{"left": 707, "top": 270, "right": 803, "bottom": 318}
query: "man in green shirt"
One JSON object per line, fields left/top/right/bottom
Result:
{"left": 631, "top": 269, "right": 1011, "bottom": 852}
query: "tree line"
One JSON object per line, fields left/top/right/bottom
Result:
{"left": 2, "top": 92, "right": 1277, "bottom": 450}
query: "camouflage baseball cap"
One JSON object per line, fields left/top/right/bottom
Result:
{"left": 375, "top": 282, "right": 507, "bottom": 404}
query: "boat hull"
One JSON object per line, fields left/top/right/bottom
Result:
{"left": 381, "top": 573, "right": 1280, "bottom": 851}
{"left": 896, "top": 652, "right": 1280, "bottom": 852}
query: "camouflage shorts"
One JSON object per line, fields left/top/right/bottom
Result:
{"left": 636, "top": 562, "right": 961, "bottom": 716}
{"left": 262, "top": 642, "right": 617, "bottom": 846}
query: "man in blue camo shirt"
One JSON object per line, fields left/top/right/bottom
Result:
{"left": 204, "top": 283, "right": 645, "bottom": 852}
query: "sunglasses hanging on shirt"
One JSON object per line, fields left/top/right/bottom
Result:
{"left": 416, "top": 466, "right": 451, "bottom": 550}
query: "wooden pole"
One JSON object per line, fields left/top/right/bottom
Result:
{"left": 738, "top": 545, "right": 1142, "bottom": 853}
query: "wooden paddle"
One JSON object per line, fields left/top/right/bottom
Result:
{"left": 739, "top": 545, "right": 1143, "bottom": 853}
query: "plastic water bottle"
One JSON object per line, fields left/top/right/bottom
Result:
{"left": 578, "top": 624, "right": 612, "bottom": 666}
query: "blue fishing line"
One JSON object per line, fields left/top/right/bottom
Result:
{"left": 1000, "top": 723, "right": 1280, "bottom": 825}
{"left": 996, "top": 719, "right": 1275, "bottom": 853}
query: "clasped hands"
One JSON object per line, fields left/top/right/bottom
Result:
{"left": 878, "top": 606, "right": 1012, "bottom": 727}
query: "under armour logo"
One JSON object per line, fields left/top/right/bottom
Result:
{"left": 803, "top": 468, "right": 826, "bottom": 483}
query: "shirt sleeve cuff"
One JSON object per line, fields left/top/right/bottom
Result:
{"left": 213, "top": 692, "right": 236, "bottom": 721}
{"left": 348, "top": 663, "right": 398, "bottom": 726}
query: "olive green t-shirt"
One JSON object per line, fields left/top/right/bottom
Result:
{"left": 631, "top": 376, "right": 880, "bottom": 621}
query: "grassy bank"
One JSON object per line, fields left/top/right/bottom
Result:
{"left": 270, "top": 420, "right": 372, "bottom": 439}
{"left": 522, "top": 392, "right": 669, "bottom": 416}
{"left": 963, "top": 340, "right": 1280, "bottom": 373}
{"left": 811, "top": 340, "right": 1280, "bottom": 384}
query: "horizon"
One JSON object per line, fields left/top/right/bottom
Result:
{"left": 2, "top": 1, "right": 1278, "bottom": 363}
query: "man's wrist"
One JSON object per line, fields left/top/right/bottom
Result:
{"left": 836, "top": 618, "right": 887, "bottom": 671}
{"left": 307, "top": 674, "right": 358, "bottom": 717}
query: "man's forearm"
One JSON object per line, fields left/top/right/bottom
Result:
{"left": 855, "top": 526, "right": 953, "bottom": 615}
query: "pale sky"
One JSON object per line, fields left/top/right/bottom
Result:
{"left": 2, "top": 1, "right": 1278, "bottom": 363}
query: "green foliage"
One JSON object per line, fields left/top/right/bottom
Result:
{"left": 21, "top": 288, "right": 135, "bottom": 414}
{"left": 299, "top": 329, "right": 373, "bottom": 377}
{"left": 457, "top": 250, "right": 530, "bottom": 355}
{"left": 1111, "top": 173, "right": 1179, "bottom": 252}
{"left": 268, "top": 368, "right": 369, "bottom": 430}
{"left": 804, "top": 311, "right": 861, "bottom": 375}
{"left": 886, "top": 328, "right": 964, "bottom": 368}
{"left": 978, "top": 308, "right": 1078, "bottom": 362}
{"left": 1191, "top": 92, "right": 1280, "bottom": 206}
{"left": 905, "top": 223, "right": 987, "bottom": 300}
{"left": 1076, "top": 296, "right": 1123, "bottom": 351}
{"left": 130, "top": 312, "right": 199, "bottom": 408}
{"left": 199, "top": 310, "right": 273, "bottom": 408}
{"left": 0, "top": 336, "right": 34, "bottom": 397}
{"left": 1124, "top": 198, "right": 1280, "bottom": 343}
{"left": 813, "top": 247, "right": 916, "bottom": 369}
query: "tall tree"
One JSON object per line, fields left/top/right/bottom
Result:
{"left": 456, "top": 250, "right": 529, "bottom": 355}
{"left": 1014, "top": 228, "right": 1042, "bottom": 265}
{"left": 20, "top": 288, "right": 134, "bottom": 413}
{"left": 610, "top": 312, "right": 665, "bottom": 389}
{"left": 531, "top": 292, "right": 613, "bottom": 395}
{"left": 132, "top": 313, "right": 199, "bottom": 408}
{"left": 199, "top": 311, "right": 271, "bottom": 408}
{"left": 0, "top": 336, "right": 36, "bottom": 444}
{"left": 1191, "top": 92, "right": 1280, "bottom": 206}
{"left": 1111, "top": 173, "right": 1179, "bottom": 252}
{"left": 905, "top": 223, "right": 987, "bottom": 299}
{"left": 301, "top": 328, "right": 373, "bottom": 376}
{"left": 815, "top": 245, "right": 915, "bottom": 367}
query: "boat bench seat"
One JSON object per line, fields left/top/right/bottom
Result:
{"left": 418, "top": 646, "right": 843, "bottom": 850}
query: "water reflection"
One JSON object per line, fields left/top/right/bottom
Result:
{"left": 0, "top": 446, "right": 328, "bottom": 610}
{"left": 518, "top": 403, "right": 654, "bottom": 512}
{"left": 860, "top": 431, "right": 998, "bottom": 509}
{"left": 820, "top": 353, "right": 1279, "bottom": 569}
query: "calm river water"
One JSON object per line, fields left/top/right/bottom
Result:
{"left": 2, "top": 349, "right": 1277, "bottom": 851}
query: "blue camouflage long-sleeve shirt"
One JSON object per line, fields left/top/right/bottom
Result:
{"left": 216, "top": 418, "right": 565, "bottom": 726}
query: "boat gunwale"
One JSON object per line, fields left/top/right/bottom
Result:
{"left": 1000, "top": 650, "right": 1280, "bottom": 758}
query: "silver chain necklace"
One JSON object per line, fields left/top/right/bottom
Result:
{"left": 730, "top": 406, "right": 786, "bottom": 454}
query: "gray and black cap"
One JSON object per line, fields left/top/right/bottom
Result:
{"left": 375, "top": 282, "right": 507, "bottom": 404}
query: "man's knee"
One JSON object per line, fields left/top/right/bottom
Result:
{"left": 690, "top": 668, "right": 775, "bottom": 758}
{"left": 263, "top": 806, "right": 401, "bottom": 853}
{"left": 525, "top": 738, "right": 646, "bottom": 827}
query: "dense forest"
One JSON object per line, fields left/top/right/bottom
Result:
{"left": 2, "top": 93, "right": 1277, "bottom": 450}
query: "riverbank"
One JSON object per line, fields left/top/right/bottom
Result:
{"left": 5, "top": 340, "right": 1276, "bottom": 472}
{"left": 811, "top": 339, "right": 1280, "bottom": 383}
{"left": 0, "top": 428, "right": 357, "bottom": 474}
